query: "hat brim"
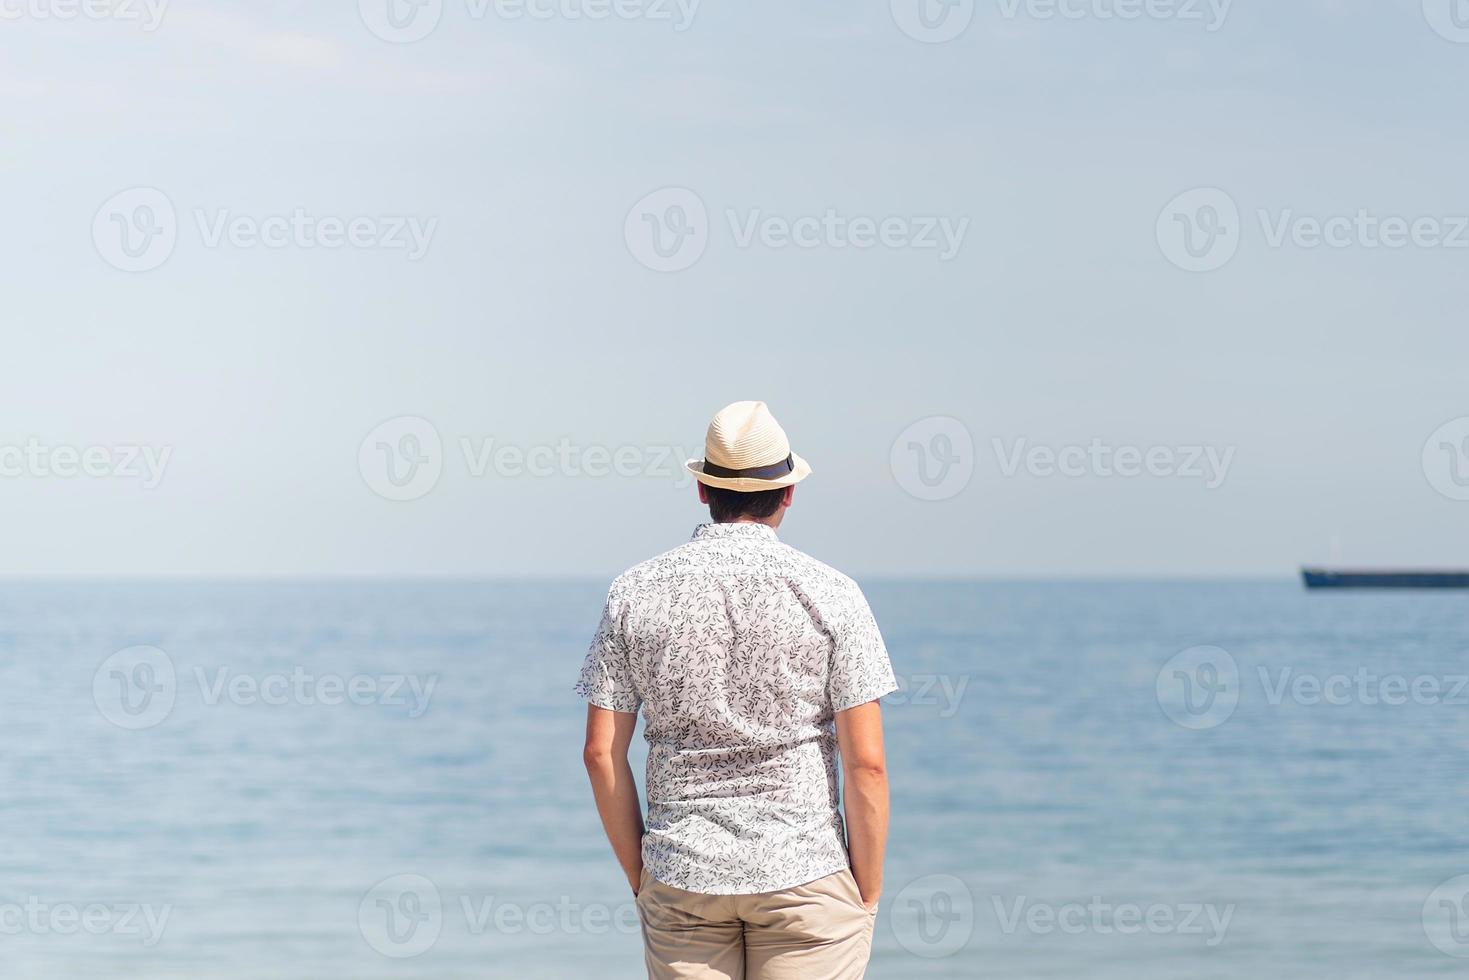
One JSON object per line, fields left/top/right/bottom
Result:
{"left": 685, "top": 453, "right": 811, "bottom": 491}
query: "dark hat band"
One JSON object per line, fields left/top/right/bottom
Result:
{"left": 700, "top": 454, "right": 795, "bottom": 481}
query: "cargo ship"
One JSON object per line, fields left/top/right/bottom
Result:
{"left": 1301, "top": 568, "right": 1469, "bottom": 589}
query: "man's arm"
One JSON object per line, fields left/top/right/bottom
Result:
{"left": 582, "top": 704, "right": 645, "bottom": 894}
{"left": 836, "top": 699, "right": 888, "bottom": 910}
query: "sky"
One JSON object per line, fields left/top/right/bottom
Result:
{"left": 3, "top": 0, "right": 1468, "bottom": 578}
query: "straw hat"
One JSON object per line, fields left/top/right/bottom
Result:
{"left": 685, "top": 401, "right": 812, "bottom": 491}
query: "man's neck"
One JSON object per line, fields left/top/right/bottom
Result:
{"left": 720, "top": 517, "right": 780, "bottom": 530}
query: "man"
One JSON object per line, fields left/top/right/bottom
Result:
{"left": 577, "top": 400, "right": 897, "bottom": 980}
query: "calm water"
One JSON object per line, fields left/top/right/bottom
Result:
{"left": 1, "top": 580, "right": 1466, "bottom": 977}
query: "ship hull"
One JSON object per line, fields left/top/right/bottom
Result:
{"left": 1302, "top": 568, "right": 1469, "bottom": 589}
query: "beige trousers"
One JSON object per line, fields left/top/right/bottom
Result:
{"left": 636, "top": 868, "right": 877, "bottom": 980}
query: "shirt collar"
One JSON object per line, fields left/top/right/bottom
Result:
{"left": 692, "top": 522, "right": 779, "bottom": 542}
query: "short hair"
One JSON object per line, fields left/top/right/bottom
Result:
{"left": 704, "top": 485, "right": 785, "bottom": 523}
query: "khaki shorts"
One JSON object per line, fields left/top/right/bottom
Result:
{"left": 636, "top": 868, "right": 877, "bottom": 980}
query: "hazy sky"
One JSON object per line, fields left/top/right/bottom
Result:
{"left": 3, "top": 0, "right": 1468, "bottom": 578}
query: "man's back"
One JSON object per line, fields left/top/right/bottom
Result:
{"left": 577, "top": 522, "right": 895, "bottom": 894}
{"left": 578, "top": 400, "right": 892, "bottom": 979}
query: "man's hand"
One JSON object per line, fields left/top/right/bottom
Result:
{"left": 583, "top": 705, "right": 645, "bottom": 893}
{"left": 836, "top": 700, "right": 888, "bottom": 909}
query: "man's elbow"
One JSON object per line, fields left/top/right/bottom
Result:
{"left": 583, "top": 743, "right": 616, "bottom": 771}
{"left": 844, "top": 757, "right": 887, "bottom": 781}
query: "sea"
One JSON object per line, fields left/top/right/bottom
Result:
{"left": 1, "top": 580, "right": 1465, "bottom": 978}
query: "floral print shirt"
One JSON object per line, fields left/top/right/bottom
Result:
{"left": 576, "top": 522, "right": 897, "bottom": 895}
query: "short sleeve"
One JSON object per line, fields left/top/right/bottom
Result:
{"left": 827, "top": 583, "right": 898, "bottom": 712}
{"left": 574, "top": 586, "right": 642, "bottom": 714}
